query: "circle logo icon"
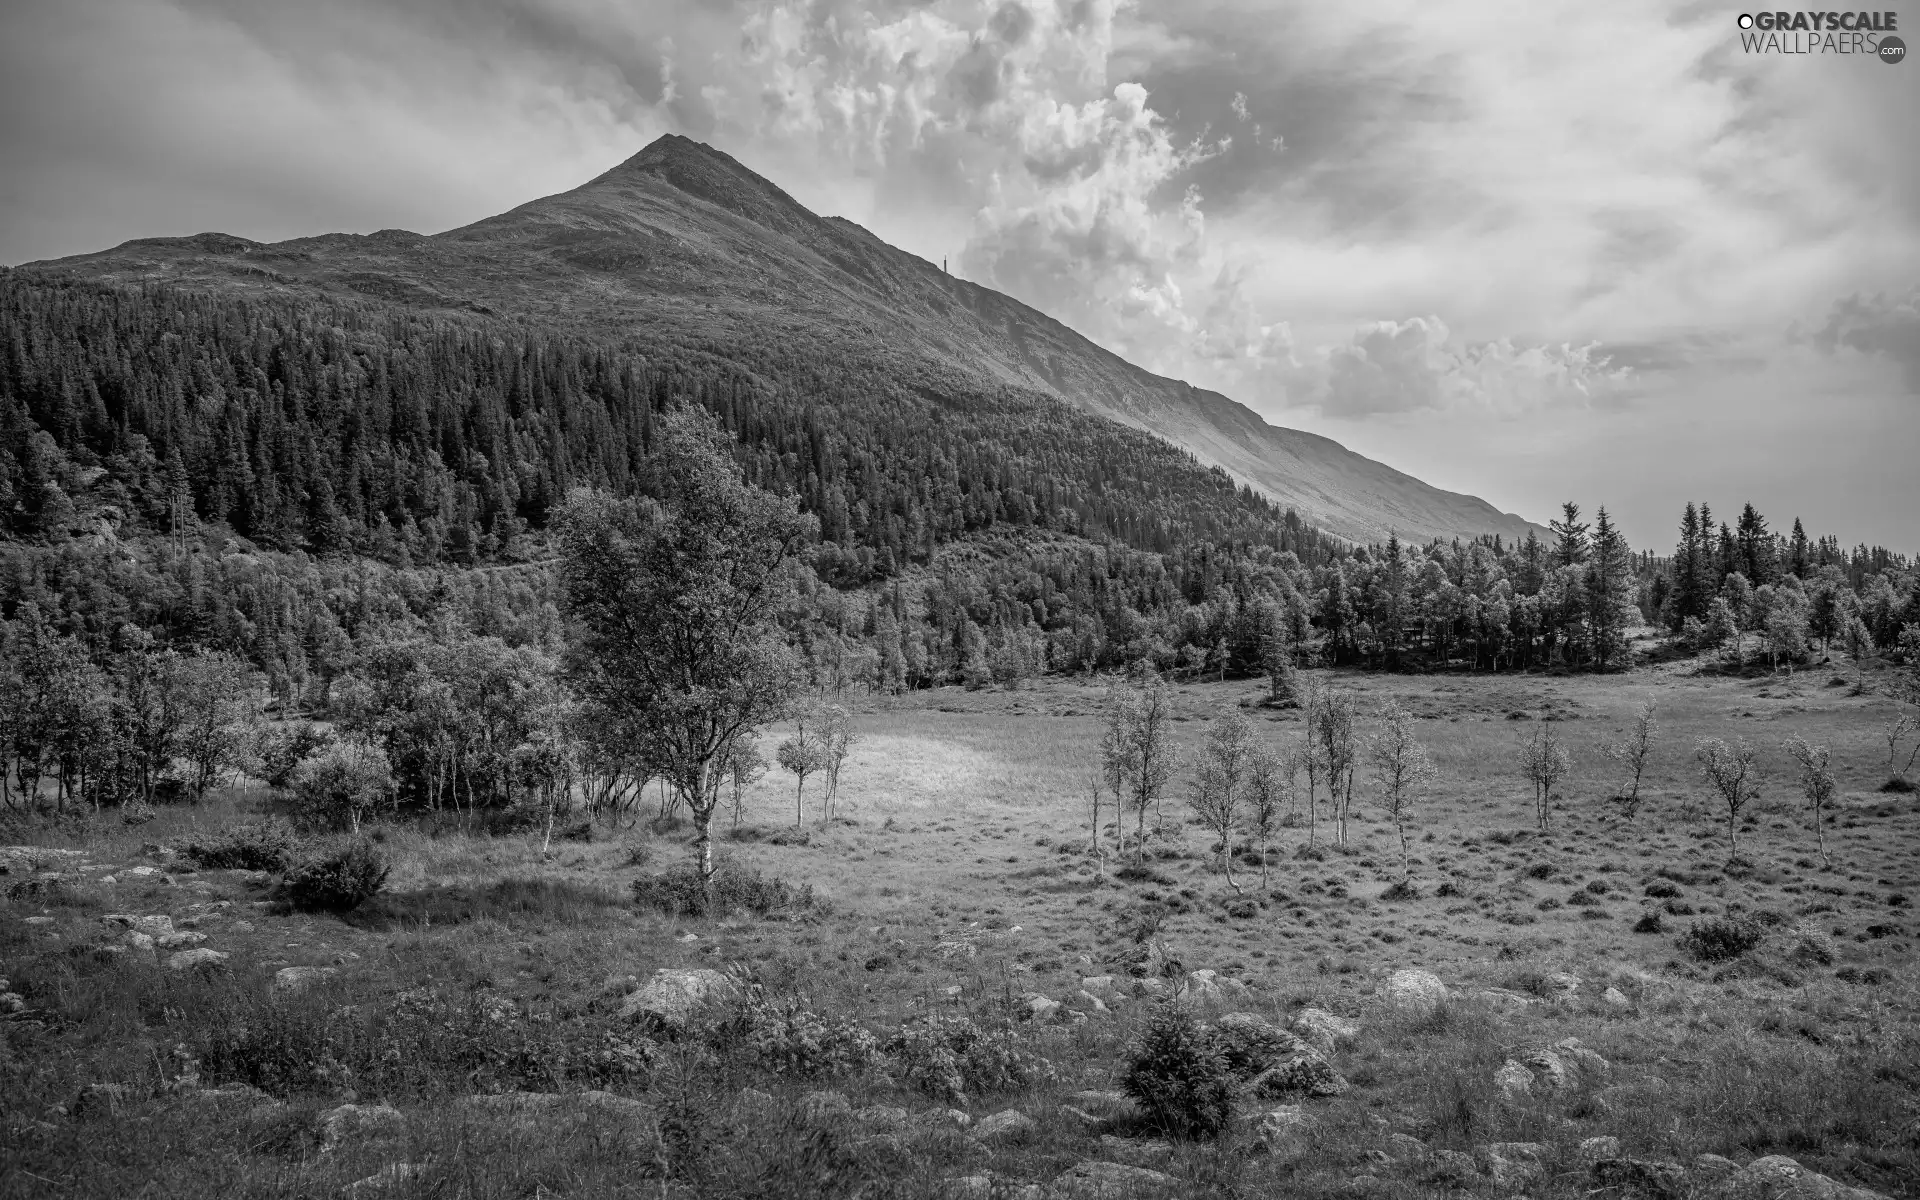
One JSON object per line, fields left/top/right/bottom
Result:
{"left": 1881, "top": 35, "right": 1907, "bottom": 63}
{"left": 1737, "top": 13, "right": 1754, "bottom": 28}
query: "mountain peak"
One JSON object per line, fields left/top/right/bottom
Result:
{"left": 586, "top": 134, "right": 818, "bottom": 239}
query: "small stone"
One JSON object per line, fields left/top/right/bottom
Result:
{"left": 22, "top": 916, "right": 54, "bottom": 926}
{"left": 1693, "top": 1154, "right": 1740, "bottom": 1178}
{"left": 1477, "top": 1141, "right": 1548, "bottom": 1188}
{"left": 346, "top": 1163, "right": 429, "bottom": 1194}
{"left": 1479, "top": 987, "right": 1537, "bottom": 1010}
{"left": 1494, "top": 1059, "right": 1534, "bottom": 1104}
{"left": 1603, "top": 986, "right": 1632, "bottom": 1009}
{"left": 317, "top": 1102, "right": 405, "bottom": 1153}
{"left": 1051, "top": 1160, "right": 1175, "bottom": 1198}
{"left": 1426, "top": 1149, "right": 1481, "bottom": 1186}
{"left": 1252, "top": 1106, "right": 1314, "bottom": 1161}
{"left": 1388, "top": 1132, "right": 1428, "bottom": 1162}
{"left": 1024, "top": 993, "right": 1063, "bottom": 1022}
{"left": 121, "top": 866, "right": 159, "bottom": 878}
{"left": 1543, "top": 970, "right": 1583, "bottom": 1000}
{"left": 1291, "top": 1006, "right": 1361, "bottom": 1056}
{"left": 798, "top": 1090, "right": 853, "bottom": 1124}
{"left": 101, "top": 913, "right": 173, "bottom": 935}
{"left": 857, "top": 1105, "right": 910, "bottom": 1132}
{"left": 1582, "top": 1136, "right": 1625, "bottom": 1162}
{"left": 1251, "top": 1054, "right": 1350, "bottom": 1099}
{"left": 167, "top": 948, "right": 229, "bottom": 971}
{"left": 1071, "top": 989, "right": 1110, "bottom": 1015}
{"left": 124, "top": 931, "right": 155, "bottom": 951}
{"left": 1384, "top": 968, "right": 1448, "bottom": 1015}
{"left": 156, "top": 931, "right": 207, "bottom": 949}
{"left": 972, "top": 1108, "right": 1037, "bottom": 1144}
{"left": 1099, "top": 1134, "right": 1174, "bottom": 1166}
{"left": 230, "top": 920, "right": 255, "bottom": 933}
{"left": 274, "top": 966, "right": 338, "bottom": 992}
{"left": 1592, "top": 1157, "right": 1688, "bottom": 1200}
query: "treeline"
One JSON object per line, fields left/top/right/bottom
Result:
{"left": 0, "top": 273, "right": 1333, "bottom": 585}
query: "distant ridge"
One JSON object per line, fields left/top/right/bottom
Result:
{"left": 21, "top": 134, "right": 1544, "bottom": 544}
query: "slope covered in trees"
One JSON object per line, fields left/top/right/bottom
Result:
{"left": 14, "top": 134, "right": 1541, "bottom": 544}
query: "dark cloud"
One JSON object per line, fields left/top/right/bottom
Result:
{"left": 1815, "top": 289, "right": 1920, "bottom": 392}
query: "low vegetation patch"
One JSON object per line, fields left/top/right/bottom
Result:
{"left": 630, "top": 860, "right": 828, "bottom": 919}
{"left": 178, "top": 820, "right": 301, "bottom": 872}
{"left": 1678, "top": 914, "right": 1767, "bottom": 962}
{"left": 286, "top": 839, "right": 390, "bottom": 913}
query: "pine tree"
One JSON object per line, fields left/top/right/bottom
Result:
{"left": 1586, "top": 506, "right": 1635, "bottom": 670}
{"left": 1550, "top": 501, "right": 1591, "bottom": 568}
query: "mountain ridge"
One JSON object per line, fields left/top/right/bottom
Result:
{"left": 19, "top": 134, "right": 1544, "bottom": 545}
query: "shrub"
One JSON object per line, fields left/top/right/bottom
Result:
{"left": 247, "top": 721, "right": 332, "bottom": 790}
{"left": 1645, "top": 880, "right": 1682, "bottom": 898}
{"left": 1524, "top": 862, "right": 1558, "bottom": 880}
{"left": 882, "top": 1014, "right": 1052, "bottom": 1104}
{"left": 178, "top": 821, "right": 300, "bottom": 872}
{"left": 1121, "top": 1002, "right": 1235, "bottom": 1140}
{"left": 1678, "top": 915, "right": 1766, "bottom": 962}
{"left": 287, "top": 839, "right": 390, "bottom": 913}
{"left": 630, "top": 861, "right": 827, "bottom": 919}
{"left": 1381, "top": 879, "right": 1421, "bottom": 901}
{"left": 1633, "top": 913, "right": 1666, "bottom": 933}
{"left": 717, "top": 991, "right": 881, "bottom": 1079}
{"left": 288, "top": 743, "right": 392, "bottom": 833}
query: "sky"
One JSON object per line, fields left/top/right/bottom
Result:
{"left": 2, "top": 0, "right": 1916, "bottom": 552}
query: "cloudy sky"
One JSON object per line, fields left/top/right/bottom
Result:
{"left": 3, "top": 0, "right": 1916, "bottom": 551}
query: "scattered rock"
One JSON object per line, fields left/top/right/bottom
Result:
{"left": 1082, "top": 975, "right": 1125, "bottom": 1003}
{"left": 1384, "top": 968, "right": 1448, "bottom": 1015}
{"left": 180, "top": 1082, "right": 281, "bottom": 1113}
{"left": 942, "top": 1177, "right": 993, "bottom": 1199}
{"left": 1602, "top": 986, "right": 1632, "bottom": 1009}
{"left": 1554, "top": 1037, "right": 1613, "bottom": 1082}
{"left": 1024, "top": 993, "right": 1063, "bottom": 1022}
{"left": 798, "top": 1090, "right": 853, "bottom": 1124}
{"left": 735, "top": 1088, "right": 776, "bottom": 1117}
{"left": 1426, "top": 1149, "right": 1482, "bottom": 1186}
{"left": 1592, "top": 1157, "right": 1688, "bottom": 1200}
{"left": 1479, "top": 987, "right": 1537, "bottom": 1011}
{"left": 1387, "top": 1132, "right": 1428, "bottom": 1162}
{"left": 101, "top": 913, "right": 173, "bottom": 935}
{"left": 1185, "top": 969, "right": 1223, "bottom": 1001}
{"left": 155, "top": 931, "right": 206, "bottom": 949}
{"left": 166, "top": 948, "right": 229, "bottom": 971}
{"left": 124, "top": 931, "right": 155, "bottom": 952}
{"left": 1251, "top": 1106, "right": 1314, "bottom": 1161}
{"left": 1251, "top": 1053, "right": 1350, "bottom": 1099}
{"left": 1494, "top": 1059, "right": 1534, "bottom": 1104}
{"left": 346, "top": 1163, "right": 430, "bottom": 1194}
{"left": 1051, "top": 1160, "right": 1176, "bottom": 1198}
{"left": 1543, "top": 971, "right": 1584, "bottom": 1000}
{"left": 1099, "top": 1134, "right": 1173, "bottom": 1167}
{"left": 72, "top": 1083, "right": 134, "bottom": 1119}
{"left": 1523, "top": 1049, "right": 1570, "bottom": 1093}
{"left": 618, "top": 967, "right": 734, "bottom": 1030}
{"left": 1701, "top": 1154, "right": 1890, "bottom": 1200}
{"left": 317, "top": 1103, "right": 405, "bottom": 1154}
{"left": 1582, "top": 1136, "right": 1624, "bottom": 1163}
{"left": 1694, "top": 1154, "right": 1741, "bottom": 1179}
{"left": 1070, "top": 1090, "right": 1137, "bottom": 1121}
{"left": 857, "top": 1105, "right": 910, "bottom": 1132}
{"left": 22, "top": 916, "right": 54, "bottom": 926}
{"left": 1291, "top": 1007, "right": 1360, "bottom": 1056}
{"left": 1210, "top": 1011, "right": 1312, "bottom": 1077}
{"left": 274, "top": 966, "right": 338, "bottom": 992}
{"left": 1071, "top": 990, "right": 1110, "bottom": 1015}
{"left": 972, "top": 1108, "right": 1037, "bottom": 1144}
{"left": 1476, "top": 1141, "right": 1548, "bottom": 1189}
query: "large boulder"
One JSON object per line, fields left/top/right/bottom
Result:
{"left": 618, "top": 967, "right": 734, "bottom": 1030}
{"left": 1384, "top": 968, "right": 1447, "bottom": 1015}
{"left": 1051, "top": 1160, "right": 1176, "bottom": 1198}
{"left": 1702, "top": 1155, "right": 1891, "bottom": 1200}
{"left": 1290, "top": 1007, "right": 1360, "bottom": 1056}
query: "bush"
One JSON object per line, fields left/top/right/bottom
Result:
{"left": 630, "top": 861, "right": 827, "bottom": 919}
{"left": 715, "top": 991, "right": 881, "bottom": 1079}
{"left": 178, "top": 821, "right": 300, "bottom": 872}
{"left": 288, "top": 743, "right": 392, "bottom": 833}
{"left": 1678, "top": 915, "right": 1766, "bottom": 962}
{"left": 1381, "top": 879, "right": 1421, "bottom": 901}
{"left": 247, "top": 721, "right": 332, "bottom": 789}
{"left": 287, "top": 839, "right": 390, "bottom": 913}
{"left": 1121, "top": 1002, "right": 1235, "bottom": 1140}
{"left": 1645, "top": 880, "right": 1682, "bottom": 898}
{"left": 1633, "top": 913, "right": 1666, "bottom": 934}
{"left": 882, "top": 1015, "right": 1052, "bottom": 1104}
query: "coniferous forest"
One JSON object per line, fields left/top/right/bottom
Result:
{"left": 1, "top": 269, "right": 1916, "bottom": 818}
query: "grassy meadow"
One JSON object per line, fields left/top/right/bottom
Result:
{"left": 3, "top": 653, "right": 1917, "bottom": 1199}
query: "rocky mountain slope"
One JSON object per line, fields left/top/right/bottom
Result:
{"left": 21, "top": 134, "right": 1541, "bottom": 544}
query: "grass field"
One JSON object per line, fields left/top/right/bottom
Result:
{"left": 3, "top": 657, "right": 1917, "bottom": 1199}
